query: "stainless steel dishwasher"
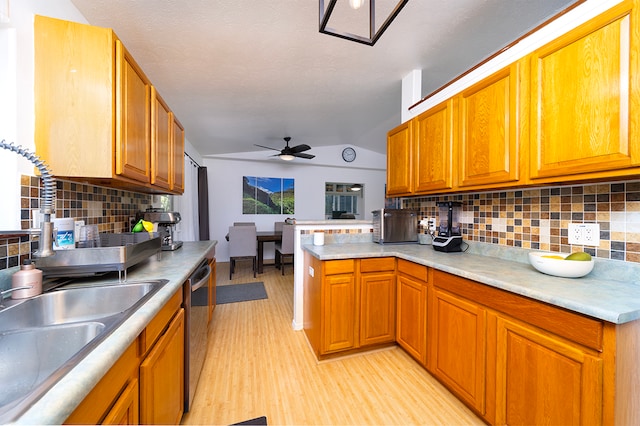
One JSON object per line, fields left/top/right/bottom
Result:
{"left": 183, "top": 259, "right": 212, "bottom": 412}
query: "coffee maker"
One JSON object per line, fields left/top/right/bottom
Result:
{"left": 141, "top": 209, "right": 183, "bottom": 251}
{"left": 432, "top": 201, "right": 463, "bottom": 252}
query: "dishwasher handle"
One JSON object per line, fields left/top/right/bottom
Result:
{"left": 189, "top": 262, "right": 211, "bottom": 292}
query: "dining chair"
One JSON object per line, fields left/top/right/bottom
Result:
{"left": 228, "top": 225, "right": 257, "bottom": 279}
{"left": 274, "top": 221, "right": 285, "bottom": 232}
{"left": 275, "top": 224, "right": 295, "bottom": 275}
{"left": 233, "top": 222, "right": 255, "bottom": 226}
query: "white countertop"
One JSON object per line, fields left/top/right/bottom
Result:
{"left": 303, "top": 242, "right": 640, "bottom": 325}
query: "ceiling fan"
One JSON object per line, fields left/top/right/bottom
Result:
{"left": 255, "top": 137, "right": 315, "bottom": 161}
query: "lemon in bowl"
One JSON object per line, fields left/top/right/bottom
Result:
{"left": 528, "top": 251, "right": 595, "bottom": 278}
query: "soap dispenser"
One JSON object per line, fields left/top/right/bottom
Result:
{"left": 11, "top": 259, "right": 43, "bottom": 299}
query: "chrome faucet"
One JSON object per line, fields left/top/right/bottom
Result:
{"left": 0, "top": 140, "right": 56, "bottom": 257}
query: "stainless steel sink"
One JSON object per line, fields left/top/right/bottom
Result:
{"left": 0, "top": 279, "right": 168, "bottom": 423}
{"left": 0, "top": 281, "right": 162, "bottom": 331}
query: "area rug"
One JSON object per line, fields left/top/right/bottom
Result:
{"left": 216, "top": 282, "right": 268, "bottom": 304}
{"left": 192, "top": 282, "right": 267, "bottom": 306}
{"left": 230, "top": 416, "right": 268, "bottom": 425}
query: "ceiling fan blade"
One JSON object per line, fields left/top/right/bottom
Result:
{"left": 290, "top": 144, "right": 311, "bottom": 153}
{"left": 254, "top": 144, "right": 281, "bottom": 151}
{"left": 293, "top": 152, "right": 315, "bottom": 159}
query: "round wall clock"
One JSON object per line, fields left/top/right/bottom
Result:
{"left": 342, "top": 147, "right": 356, "bottom": 162}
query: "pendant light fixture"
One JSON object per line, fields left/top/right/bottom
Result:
{"left": 319, "top": 0, "right": 409, "bottom": 46}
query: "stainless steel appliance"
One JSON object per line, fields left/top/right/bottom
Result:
{"left": 432, "top": 201, "right": 463, "bottom": 252}
{"left": 183, "top": 256, "right": 213, "bottom": 412}
{"left": 372, "top": 209, "right": 418, "bottom": 244}
{"left": 141, "top": 210, "right": 183, "bottom": 251}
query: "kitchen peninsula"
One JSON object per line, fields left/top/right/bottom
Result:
{"left": 302, "top": 241, "right": 640, "bottom": 425}
{"left": 0, "top": 241, "right": 216, "bottom": 425}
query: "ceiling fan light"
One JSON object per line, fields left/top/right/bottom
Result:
{"left": 349, "top": 0, "right": 365, "bottom": 9}
{"left": 279, "top": 154, "right": 295, "bottom": 161}
{"left": 350, "top": 184, "right": 363, "bottom": 191}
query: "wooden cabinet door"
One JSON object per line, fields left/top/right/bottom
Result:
{"left": 102, "top": 378, "right": 139, "bottom": 425}
{"left": 413, "top": 99, "right": 455, "bottom": 193}
{"left": 429, "top": 288, "right": 486, "bottom": 415}
{"left": 116, "top": 40, "right": 151, "bottom": 184}
{"left": 172, "top": 115, "right": 186, "bottom": 193}
{"left": 495, "top": 317, "right": 603, "bottom": 425}
{"left": 151, "top": 87, "right": 172, "bottom": 190}
{"left": 360, "top": 271, "right": 396, "bottom": 346}
{"left": 386, "top": 121, "right": 413, "bottom": 196}
{"left": 140, "top": 308, "right": 185, "bottom": 425}
{"left": 396, "top": 274, "right": 427, "bottom": 365}
{"left": 458, "top": 62, "right": 521, "bottom": 188}
{"left": 530, "top": 1, "right": 640, "bottom": 181}
{"left": 322, "top": 273, "right": 357, "bottom": 354}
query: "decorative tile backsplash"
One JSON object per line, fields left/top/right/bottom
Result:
{"left": 404, "top": 180, "right": 640, "bottom": 263}
{"left": 0, "top": 176, "right": 154, "bottom": 270}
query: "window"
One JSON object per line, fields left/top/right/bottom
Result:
{"left": 325, "top": 183, "right": 364, "bottom": 219}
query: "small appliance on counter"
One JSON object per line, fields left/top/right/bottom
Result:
{"left": 432, "top": 201, "right": 464, "bottom": 252}
{"left": 372, "top": 209, "right": 418, "bottom": 244}
{"left": 140, "top": 208, "right": 183, "bottom": 251}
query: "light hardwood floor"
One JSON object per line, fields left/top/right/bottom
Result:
{"left": 181, "top": 261, "right": 484, "bottom": 426}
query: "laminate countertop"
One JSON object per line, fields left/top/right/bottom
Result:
{"left": 302, "top": 242, "right": 640, "bottom": 325}
{"left": 7, "top": 240, "right": 217, "bottom": 425}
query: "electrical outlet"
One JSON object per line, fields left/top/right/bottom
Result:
{"left": 428, "top": 217, "right": 436, "bottom": 232}
{"left": 568, "top": 223, "right": 600, "bottom": 246}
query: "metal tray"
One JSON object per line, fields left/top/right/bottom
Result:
{"left": 33, "top": 234, "right": 162, "bottom": 278}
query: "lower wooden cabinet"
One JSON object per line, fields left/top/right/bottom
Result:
{"left": 102, "top": 378, "right": 139, "bottom": 425}
{"left": 396, "top": 260, "right": 428, "bottom": 366}
{"left": 322, "top": 267, "right": 358, "bottom": 353}
{"left": 140, "top": 308, "right": 185, "bottom": 424}
{"left": 428, "top": 287, "right": 486, "bottom": 415}
{"left": 359, "top": 257, "right": 396, "bottom": 346}
{"left": 495, "top": 317, "right": 603, "bottom": 425}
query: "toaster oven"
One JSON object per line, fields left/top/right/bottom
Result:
{"left": 372, "top": 209, "right": 418, "bottom": 244}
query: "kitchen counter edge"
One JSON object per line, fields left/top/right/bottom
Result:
{"left": 302, "top": 242, "right": 640, "bottom": 325}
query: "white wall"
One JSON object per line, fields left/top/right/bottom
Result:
{"left": 0, "top": 0, "right": 87, "bottom": 229}
{"left": 205, "top": 147, "right": 386, "bottom": 262}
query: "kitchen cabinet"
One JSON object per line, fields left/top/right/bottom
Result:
{"left": 172, "top": 115, "right": 186, "bottom": 193}
{"left": 413, "top": 99, "right": 455, "bottom": 193}
{"left": 208, "top": 258, "right": 217, "bottom": 322}
{"left": 359, "top": 257, "right": 396, "bottom": 346}
{"left": 428, "top": 284, "right": 487, "bottom": 416}
{"left": 396, "top": 259, "right": 428, "bottom": 366}
{"left": 495, "top": 316, "right": 602, "bottom": 425}
{"left": 530, "top": 0, "right": 640, "bottom": 183}
{"left": 64, "top": 286, "right": 184, "bottom": 425}
{"left": 151, "top": 87, "right": 172, "bottom": 190}
{"left": 64, "top": 341, "right": 139, "bottom": 425}
{"left": 457, "top": 60, "right": 524, "bottom": 189}
{"left": 386, "top": 122, "right": 413, "bottom": 196}
{"left": 140, "top": 308, "right": 185, "bottom": 424}
{"left": 34, "top": 15, "right": 184, "bottom": 195}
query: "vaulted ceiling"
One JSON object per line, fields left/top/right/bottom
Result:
{"left": 70, "top": 0, "right": 578, "bottom": 157}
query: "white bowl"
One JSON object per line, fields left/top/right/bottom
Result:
{"left": 528, "top": 251, "right": 595, "bottom": 278}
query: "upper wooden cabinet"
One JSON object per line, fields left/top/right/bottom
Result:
{"left": 172, "top": 115, "right": 186, "bottom": 193}
{"left": 34, "top": 15, "right": 184, "bottom": 194}
{"left": 386, "top": 122, "right": 413, "bottom": 196}
{"left": 458, "top": 61, "right": 524, "bottom": 188}
{"left": 413, "top": 99, "right": 455, "bottom": 193}
{"left": 530, "top": 0, "right": 640, "bottom": 183}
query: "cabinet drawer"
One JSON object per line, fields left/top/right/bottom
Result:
{"left": 360, "top": 257, "right": 395, "bottom": 273}
{"left": 324, "top": 259, "right": 355, "bottom": 275}
{"left": 397, "top": 259, "right": 428, "bottom": 282}
{"left": 139, "top": 287, "right": 183, "bottom": 355}
{"left": 433, "top": 270, "right": 603, "bottom": 350}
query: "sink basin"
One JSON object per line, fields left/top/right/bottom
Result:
{"left": 0, "top": 322, "right": 105, "bottom": 410}
{"left": 0, "top": 279, "right": 168, "bottom": 422}
{"left": 0, "top": 281, "right": 163, "bottom": 332}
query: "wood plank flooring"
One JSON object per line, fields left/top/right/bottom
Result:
{"left": 181, "top": 262, "right": 484, "bottom": 425}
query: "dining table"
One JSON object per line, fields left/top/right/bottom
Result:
{"left": 226, "top": 229, "right": 282, "bottom": 274}
{"left": 256, "top": 230, "right": 282, "bottom": 273}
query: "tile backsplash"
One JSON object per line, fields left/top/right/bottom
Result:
{"left": 0, "top": 176, "right": 154, "bottom": 270}
{"left": 404, "top": 180, "right": 640, "bottom": 263}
